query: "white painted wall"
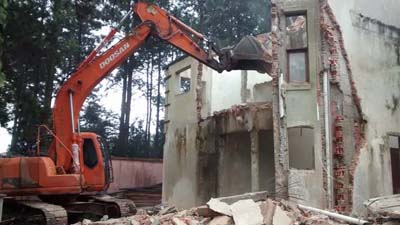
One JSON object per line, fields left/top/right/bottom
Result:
{"left": 329, "top": 0, "right": 400, "bottom": 214}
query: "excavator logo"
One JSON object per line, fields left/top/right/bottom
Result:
{"left": 100, "top": 43, "right": 130, "bottom": 69}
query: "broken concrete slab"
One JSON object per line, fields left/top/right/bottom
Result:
{"left": 207, "top": 198, "right": 232, "bottom": 216}
{"left": 230, "top": 199, "right": 263, "bottom": 225}
{"left": 273, "top": 205, "right": 293, "bottom": 225}
{"left": 208, "top": 216, "right": 233, "bottom": 225}
{"left": 215, "top": 191, "right": 268, "bottom": 205}
{"left": 364, "top": 194, "right": 400, "bottom": 219}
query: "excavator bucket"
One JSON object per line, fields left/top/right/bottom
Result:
{"left": 223, "top": 35, "right": 272, "bottom": 74}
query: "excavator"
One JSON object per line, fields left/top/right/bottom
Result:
{"left": 0, "top": 2, "right": 270, "bottom": 224}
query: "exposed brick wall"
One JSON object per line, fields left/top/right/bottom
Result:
{"left": 319, "top": 0, "right": 366, "bottom": 213}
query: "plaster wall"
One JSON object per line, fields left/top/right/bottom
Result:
{"left": 328, "top": 0, "right": 400, "bottom": 214}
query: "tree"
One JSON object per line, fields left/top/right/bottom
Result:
{"left": 0, "top": 0, "right": 7, "bottom": 86}
{"left": 1, "top": 0, "right": 106, "bottom": 153}
{"left": 80, "top": 93, "right": 119, "bottom": 148}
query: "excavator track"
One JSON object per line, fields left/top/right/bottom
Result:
{"left": 21, "top": 201, "right": 68, "bottom": 225}
{"left": 88, "top": 195, "right": 137, "bottom": 217}
{"left": 61, "top": 195, "right": 136, "bottom": 223}
{"left": 3, "top": 199, "right": 68, "bottom": 225}
{"left": 3, "top": 195, "right": 135, "bottom": 225}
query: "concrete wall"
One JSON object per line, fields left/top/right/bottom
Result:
{"left": 163, "top": 57, "right": 201, "bottom": 209}
{"left": 328, "top": 0, "right": 400, "bottom": 214}
{"left": 218, "top": 132, "right": 252, "bottom": 196}
{"left": 108, "top": 158, "right": 163, "bottom": 193}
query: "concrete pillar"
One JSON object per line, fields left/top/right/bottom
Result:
{"left": 271, "top": 1, "right": 289, "bottom": 199}
{"left": 250, "top": 129, "right": 260, "bottom": 192}
{"left": 241, "top": 70, "right": 248, "bottom": 103}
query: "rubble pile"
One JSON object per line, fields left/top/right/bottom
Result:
{"left": 74, "top": 197, "right": 356, "bottom": 225}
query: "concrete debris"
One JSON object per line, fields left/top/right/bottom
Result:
{"left": 208, "top": 216, "right": 233, "bottom": 225}
{"left": 214, "top": 191, "right": 268, "bottom": 205}
{"left": 207, "top": 198, "right": 232, "bottom": 216}
{"left": 230, "top": 199, "right": 263, "bottom": 225}
{"left": 194, "top": 205, "right": 221, "bottom": 217}
{"left": 273, "top": 205, "right": 293, "bottom": 225}
{"left": 364, "top": 194, "right": 400, "bottom": 223}
{"left": 259, "top": 199, "right": 275, "bottom": 225}
{"left": 172, "top": 217, "right": 187, "bottom": 225}
{"left": 159, "top": 206, "right": 178, "bottom": 215}
{"left": 75, "top": 197, "right": 370, "bottom": 225}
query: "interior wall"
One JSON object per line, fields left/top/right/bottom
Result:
{"left": 218, "top": 132, "right": 252, "bottom": 197}
{"left": 217, "top": 130, "right": 275, "bottom": 197}
{"left": 259, "top": 130, "right": 275, "bottom": 193}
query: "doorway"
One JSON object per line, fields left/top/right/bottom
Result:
{"left": 389, "top": 135, "right": 400, "bottom": 194}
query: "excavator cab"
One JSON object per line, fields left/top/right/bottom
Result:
{"left": 80, "top": 133, "right": 113, "bottom": 192}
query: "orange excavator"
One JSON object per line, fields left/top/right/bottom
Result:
{"left": 0, "top": 2, "right": 270, "bottom": 224}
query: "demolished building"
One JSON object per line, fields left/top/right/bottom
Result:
{"left": 162, "top": 0, "right": 400, "bottom": 216}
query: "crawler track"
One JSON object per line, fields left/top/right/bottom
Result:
{"left": 3, "top": 200, "right": 67, "bottom": 225}
{"left": 3, "top": 195, "right": 136, "bottom": 225}
{"left": 90, "top": 195, "right": 137, "bottom": 217}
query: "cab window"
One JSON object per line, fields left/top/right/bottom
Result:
{"left": 83, "top": 138, "right": 98, "bottom": 169}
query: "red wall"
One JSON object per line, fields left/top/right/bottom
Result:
{"left": 108, "top": 157, "right": 163, "bottom": 192}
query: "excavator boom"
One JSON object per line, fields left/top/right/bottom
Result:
{"left": 51, "top": 2, "right": 271, "bottom": 172}
{"left": 52, "top": 3, "right": 223, "bottom": 171}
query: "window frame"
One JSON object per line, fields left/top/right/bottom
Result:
{"left": 286, "top": 48, "right": 309, "bottom": 83}
{"left": 175, "top": 66, "right": 192, "bottom": 95}
{"left": 284, "top": 12, "right": 310, "bottom": 84}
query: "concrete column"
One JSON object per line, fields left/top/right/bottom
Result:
{"left": 217, "top": 135, "right": 225, "bottom": 195}
{"left": 241, "top": 70, "right": 248, "bottom": 103}
{"left": 271, "top": 1, "right": 289, "bottom": 199}
{"left": 250, "top": 129, "right": 260, "bottom": 192}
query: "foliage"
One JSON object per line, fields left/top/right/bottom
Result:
{"left": 80, "top": 93, "right": 119, "bottom": 149}
{"left": 0, "top": 0, "right": 7, "bottom": 85}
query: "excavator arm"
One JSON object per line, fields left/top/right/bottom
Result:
{"left": 50, "top": 2, "right": 270, "bottom": 171}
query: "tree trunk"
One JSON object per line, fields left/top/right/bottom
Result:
{"left": 118, "top": 68, "right": 128, "bottom": 155}
{"left": 147, "top": 58, "right": 153, "bottom": 149}
{"left": 144, "top": 61, "right": 150, "bottom": 147}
